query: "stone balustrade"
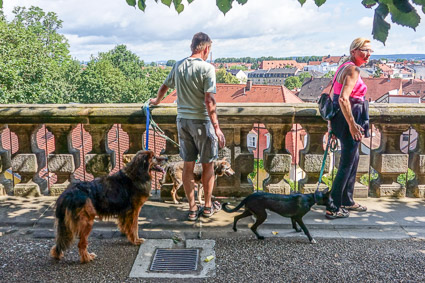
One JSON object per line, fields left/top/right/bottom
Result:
{"left": 0, "top": 103, "right": 424, "bottom": 198}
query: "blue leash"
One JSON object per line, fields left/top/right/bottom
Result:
{"left": 145, "top": 103, "right": 150, "bottom": 150}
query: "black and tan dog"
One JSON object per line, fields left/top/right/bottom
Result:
{"left": 50, "top": 150, "right": 167, "bottom": 263}
{"left": 223, "top": 189, "right": 331, "bottom": 243}
{"left": 161, "top": 158, "right": 235, "bottom": 204}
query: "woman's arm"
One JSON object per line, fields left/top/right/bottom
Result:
{"left": 338, "top": 66, "right": 364, "bottom": 141}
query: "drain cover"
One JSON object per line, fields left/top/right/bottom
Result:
{"left": 150, "top": 249, "right": 199, "bottom": 272}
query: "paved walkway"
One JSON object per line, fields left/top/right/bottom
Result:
{"left": 0, "top": 196, "right": 424, "bottom": 240}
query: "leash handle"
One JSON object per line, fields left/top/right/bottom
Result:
{"left": 145, "top": 104, "right": 150, "bottom": 150}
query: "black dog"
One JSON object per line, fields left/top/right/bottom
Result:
{"left": 222, "top": 189, "right": 330, "bottom": 243}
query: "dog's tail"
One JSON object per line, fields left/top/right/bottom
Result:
{"left": 50, "top": 189, "right": 87, "bottom": 260}
{"left": 222, "top": 198, "right": 248, "bottom": 213}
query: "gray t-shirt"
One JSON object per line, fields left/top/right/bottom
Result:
{"left": 163, "top": 57, "right": 216, "bottom": 120}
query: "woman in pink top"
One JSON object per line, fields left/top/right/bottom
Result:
{"left": 326, "top": 38, "right": 372, "bottom": 219}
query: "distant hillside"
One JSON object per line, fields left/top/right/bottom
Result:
{"left": 371, "top": 54, "right": 425, "bottom": 61}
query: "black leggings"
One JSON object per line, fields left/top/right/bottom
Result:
{"left": 329, "top": 110, "right": 360, "bottom": 210}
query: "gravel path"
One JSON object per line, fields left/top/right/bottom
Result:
{"left": 1, "top": 232, "right": 424, "bottom": 283}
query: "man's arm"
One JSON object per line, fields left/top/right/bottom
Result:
{"left": 149, "top": 84, "right": 169, "bottom": 105}
{"left": 205, "top": 92, "right": 225, "bottom": 148}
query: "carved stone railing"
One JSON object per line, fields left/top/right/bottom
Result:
{"left": 0, "top": 103, "right": 424, "bottom": 198}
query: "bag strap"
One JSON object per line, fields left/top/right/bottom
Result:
{"left": 328, "top": 61, "right": 353, "bottom": 97}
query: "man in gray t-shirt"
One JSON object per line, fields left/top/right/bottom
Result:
{"left": 150, "top": 32, "right": 225, "bottom": 221}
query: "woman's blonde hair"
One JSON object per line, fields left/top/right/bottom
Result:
{"left": 340, "top": 37, "right": 371, "bottom": 64}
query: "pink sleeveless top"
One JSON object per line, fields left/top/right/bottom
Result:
{"left": 333, "top": 62, "right": 367, "bottom": 100}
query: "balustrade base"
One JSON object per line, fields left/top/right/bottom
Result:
{"left": 374, "top": 183, "right": 406, "bottom": 198}
{"left": 13, "top": 182, "right": 41, "bottom": 197}
{"left": 299, "top": 183, "right": 328, "bottom": 194}
{"left": 0, "top": 184, "right": 5, "bottom": 196}
{"left": 49, "top": 181, "right": 71, "bottom": 196}
{"left": 411, "top": 185, "right": 425, "bottom": 198}
{"left": 354, "top": 182, "right": 368, "bottom": 198}
{"left": 264, "top": 182, "right": 291, "bottom": 195}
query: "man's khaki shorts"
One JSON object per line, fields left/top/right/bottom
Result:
{"left": 177, "top": 118, "right": 218, "bottom": 163}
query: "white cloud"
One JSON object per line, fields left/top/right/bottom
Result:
{"left": 3, "top": 0, "right": 425, "bottom": 62}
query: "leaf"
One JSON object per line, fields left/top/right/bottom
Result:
{"left": 161, "top": 0, "right": 172, "bottom": 7}
{"left": 188, "top": 0, "right": 195, "bottom": 3}
{"left": 314, "top": 0, "right": 327, "bottom": 7}
{"left": 372, "top": 3, "right": 391, "bottom": 44}
{"left": 0, "top": 0, "right": 2, "bottom": 9}
{"left": 138, "top": 0, "right": 146, "bottom": 11}
{"left": 388, "top": 0, "right": 420, "bottom": 30}
{"left": 361, "top": 0, "right": 377, "bottom": 8}
{"left": 126, "top": 0, "right": 137, "bottom": 7}
{"left": 236, "top": 0, "right": 248, "bottom": 4}
{"left": 175, "top": 3, "right": 184, "bottom": 13}
{"left": 217, "top": 0, "right": 233, "bottom": 15}
{"left": 298, "top": 0, "right": 307, "bottom": 6}
{"left": 412, "top": 0, "right": 425, "bottom": 13}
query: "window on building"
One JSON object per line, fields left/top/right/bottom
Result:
{"left": 247, "top": 133, "right": 257, "bottom": 148}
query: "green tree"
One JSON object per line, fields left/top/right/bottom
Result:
{"left": 98, "top": 44, "right": 145, "bottom": 79}
{"left": 284, "top": 76, "right": 301, "bottom": 90}
{"left": 0, "top": 6, "right": 79, "bottom": 103}
{"left": 119, "top": 0, "right": 424, "bottom": 45}
{"left": 216, "top": 68, "right": 240, "bottom": 84}
{"left": 298, "top": 72, "right": 311, "bottom": 83}
{"left": 323, "top": 71, "right": 336, "bottom": 78}
{"left": 166, "top": 60, "right": 176, "bottom": 66}
{"left": 374, "top": 66, "right": 383, "bottom": 78}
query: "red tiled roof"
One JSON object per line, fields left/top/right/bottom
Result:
{"left": 308, "top": 61, "right": 321, "bottom": 66}
{"left": 162, "top": 83, "right": 303, "bottom": 103}
{"left": 322, "top": 56, "right": 342, "bottom": 64}
{"left": 260, "top": 60, "right": 303, "bottom": 70}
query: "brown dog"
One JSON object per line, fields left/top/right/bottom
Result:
{"left": 50, "top": 150, "right": 167, "bottom": 263}
{"left": 161, "top": 158, "right": 235, "bottom": 204}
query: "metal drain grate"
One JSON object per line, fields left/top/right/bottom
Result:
{"left": 150, "top": 249, "right": 199, "bottom": 272}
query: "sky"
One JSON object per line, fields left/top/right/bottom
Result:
{"left": 3, "top": 0, "right": 425, "bottom": 63}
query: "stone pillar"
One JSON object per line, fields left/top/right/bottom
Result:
{"left": 0, "top": 126, "right": 12, "bottom": 195}
{"left": 232, "top": 125, "right": 255, "bottom": 196}
{"left": 44, "top": 124, "right": 76, "bottom": 196}
{"left": 409, "top": 124, "right": 425, "bottom": 198}
{"left": 8, "top": 124, "right": 40, "bottom": 197}
{"left": 262, "top": 124, "right": 292, "bottom": 194}
{"left": 84, "top": 124, "right": 113, "bottom": 178}
{"left": 121, "top": 124, "right": 146, "bottom": 154}
{"left": 298, "top": 124, "right": 329, "bottom": 193}
{"left": 159, "top": 125, "right": 182, "bottom": 200}
{"left": 371, "top": 124, "right": 409, "bottom": 197}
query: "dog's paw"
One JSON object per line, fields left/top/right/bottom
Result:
{"left": 296, "top": 228, "right": 302, "bottom": 233}
{"left": 133, "top": 238, "right": 145, "bottom": 245}
{"left": 232, "top": 227, "right": 237, "bottom": 232}
{"left": 310, "top": 239, "right": 317, "bottom": 244}
{"left": 50, "top": 246, "right": 64, "bottom": 260}
{"left": 257, "top": 236, "right": 265, "bottom": 240}
{"left": 80, "top": 252, "right": 96, "bottom": 263}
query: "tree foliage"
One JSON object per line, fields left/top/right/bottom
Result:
{"left": 0, "top": 6, "right": 169, "bottom": 104}
{"left": 284, "top": 76, "right": 302, "bottom": 90}
{"left": 216, "top": 68, "right": 240, "bottom": 84}
{"left": 121, "top": 0, "right": 424, "bottom": 45}
{"left": 0, "top": 6, "right": 77, "bottom": 103}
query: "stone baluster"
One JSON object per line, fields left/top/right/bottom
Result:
{"left": 120, "top": 124, "right": 146, "bottom": 166}
{"left": 371, "top": 124, "right": 409, "bottom": 197}
{"left": 0, "top": 126, "right": 12, "bottom": 195}
{"left": 158, "top": 125, "right": 182, "bottom": 200}
{"left": 408, "top": 124, "right": 425, "bottom": 198}
{"left": 8, "top": 124, "right": 40, "bottom": 197}
{"left": 84, "top": 124, "right": 113, "bottom": 178}
{"left": 262, "top": 124, "right": 292, "bottom": 194}
{"left": 298, "top": 124, "right": 329, "bottom": 193}
{"left": 232, "top": 125, "right": 254, "bottom": 196}
{"left": 44, "top": 124, "right": 76, "bottom": 196}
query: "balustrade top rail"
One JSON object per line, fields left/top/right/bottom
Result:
{"left": 1, "top": 103, "right": 425, "bottom": 124}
